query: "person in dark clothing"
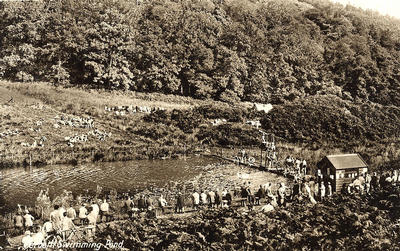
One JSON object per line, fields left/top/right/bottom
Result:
{"left": 225, "top": 191, "right": 233, "bottom": 206}
{"left": 240, "top": 186, "right": 248, "bottom": 207}
{"left": 214, "top": 190, "right": 222, "bottom": 208}
{"left": 341, "top": 184, "right": 347, "bottom": 194}
{"left": 371, "top": 172, "right": 378, "bottom": 191}
{"left": 379, "top": 173, "right": 386, "bottom": 189}
{"left": 248, "top": 194, "right": 255, "bottom": 210}
{"left": 146, "top": 207, "right": 156, "bottom": 219}
{"left": 138, "top": 195, "right": 146, "bottom": 211}
{"left": 292, "top": 182, "right": 300, "bottom": 200}
{"left": 176, "top": 193, "right": 184, "bottom": 213}
{"left": 256, "top": 185, "right": 265, "bottom": 205}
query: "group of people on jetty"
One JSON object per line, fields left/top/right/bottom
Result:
{"left": 284, "top": 155, "right": 307, "bottom": 177}
{"left": 2, "top": 162, "right": 399, "bottom": 249}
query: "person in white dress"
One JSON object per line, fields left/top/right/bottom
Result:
{"left": 320, "top": 182, "right": 326, "bottom": 200}
{"left": 192, "top": 192, "right": 200, "bottom": 210}
{"left": 24, "top": 210, "right": 35, "bottom": 231}
{"left": 61, "top": 212, "right": 75, "bottom": 240}
{"left": 79, "top": 204, "right": 88, "bottom": 225}
{"left": 100, "top": 199, "right": 110, "bottom": 222}
{"left": 32, "top": 226, "right": 45, "bottom": 247}
{"left": 22, "top": 231, "right": 33, "bottom": 249}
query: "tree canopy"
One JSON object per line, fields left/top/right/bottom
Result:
{"left": 1, "top": 0, "right": 399, "bottom": 105}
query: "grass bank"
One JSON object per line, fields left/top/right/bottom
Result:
{"left": 0, "top": 81, "right": 212, "bottom": 167}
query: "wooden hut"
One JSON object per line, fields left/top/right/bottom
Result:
{"left": 317, "top": 154, "right": 368, "bottom": 193}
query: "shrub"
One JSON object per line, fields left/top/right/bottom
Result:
{"left": 260, "top": 96, "right": 400, "bottom": 145}
{"left": 170, "top": 109, "right": 203, "bottom": 133}
{"left": 193, "top": 104, "right": 246, "bottom": 122}
{"left": 196, "top": 123, "right": 259, "bottom": 146}
{"left": 143, "top": 110, "right": 171, "bottom": 125}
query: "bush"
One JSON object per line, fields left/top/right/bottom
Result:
{"left": 260, "top": 96, "right": 400, "bottom": 145}
{"left": 170, "top": 109, "right": 203, "bottom": 134}
{"left": 196, "top": 123, "right": 259, "bottom": 146}
{"left": 131, "top": 123, "right": 187, "bottom": 145}
{"left": 143, "top": 109, "right": 203, "bottom": 134}
{"left": 194, "top": 104, "right": 246, "bottom": 122}
{"left": 143, "top": 110, "right": 171, "bottom": 125}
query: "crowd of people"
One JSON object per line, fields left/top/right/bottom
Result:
{"left": 4, "top": 181, "right": 287, "bottom": 248}
{"left": 3, "top": 165, "right": 400, "bottom": 249}
{"left": 343, "top": 169, "right": 400, "bottom": 195}
{"left": 8, "top": 189, "right": 109, "bottom": 248}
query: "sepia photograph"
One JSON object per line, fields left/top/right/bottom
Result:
{"left": 0, "top": 0, "right": 400, "bottom": 250}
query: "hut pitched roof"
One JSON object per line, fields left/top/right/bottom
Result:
{"left": 325, "top": 154, "right": 367, "bottom": 170}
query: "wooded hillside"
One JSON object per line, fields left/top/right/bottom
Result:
{"left": 0, "top": 0, "right": 399, "bottom": 105}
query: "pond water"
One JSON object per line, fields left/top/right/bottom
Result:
{"left": 0, "top": 156, "right": 218, "bottom": 212}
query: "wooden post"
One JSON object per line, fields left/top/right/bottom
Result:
{"left": 260, "top": 149, "right": 263, "bottom": 169}
{"left": 29, "top": 152, "right": 32, "bottom": 167}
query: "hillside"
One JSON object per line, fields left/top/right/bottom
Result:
{"left": 0, "top": 0, "right": 399, "bottom": 105}
{"left": 0, "top": 81, "right": 220, "bottom": 167}
{"left": 1, "top": 81, "right": 399, "bottom": 170}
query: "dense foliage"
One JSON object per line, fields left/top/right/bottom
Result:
{"left": 261, "top": 95, "right": 400, "bottom": 144}
{"left": 1, "top": 0, "right": 399, "bottom": 105}
{"left": 140, "top": 105, "right": 259, "bottom": 146}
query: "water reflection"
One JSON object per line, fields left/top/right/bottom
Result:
{"left": 0, "top": 156, "right": 217, "bottom": 211}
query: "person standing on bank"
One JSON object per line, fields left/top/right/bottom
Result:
{"left": 192, "top": 191, "right": 200, "bottom": 210}
{"left": 176, "top": 193, "right": 184, "bottom": 213}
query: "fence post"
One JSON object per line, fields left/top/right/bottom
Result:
{"left": 29, "top": 152, "right": 32, "bottom": 167}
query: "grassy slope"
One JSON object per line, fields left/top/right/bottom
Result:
{"left": 0, "top": 81, "right": 226, "bottom": 167}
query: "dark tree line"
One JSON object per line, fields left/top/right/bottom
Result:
{"left": 0, "top": 0, "right": 399, "bottom": 105}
